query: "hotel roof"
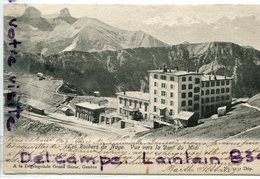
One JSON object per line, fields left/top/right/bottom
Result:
{"left": 175, "top": 111, "right": 194, "bottom": 121}
{"left": 201, "top": 75, "right": 233, "bottom": 81}
{"left": 148, "top": 69, "right": 203, "bottom": 76}
{"left": 117, "top": 91, "right": 150, "bottom": 101}
{"left": 76, "top": 102, "right": 105, "bottom": 110}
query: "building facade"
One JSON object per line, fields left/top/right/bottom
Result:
{"left": 117, "top": 91, "right": 150, "bottom": 120}
{"left": 75, "top": 102, "right": 106, "bottom": 123}
{"left": 149, "top": 67, "right": 232, "bottom": 125}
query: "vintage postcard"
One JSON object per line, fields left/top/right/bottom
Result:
{"left": 2, "top": 2, "right": 260, "bottom": 175}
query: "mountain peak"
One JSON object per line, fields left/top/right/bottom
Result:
{"left": 22, "top": 6, "right": 41, "bottom": 18}
{"left": 59, "top": 8, "right": 71, "bottom": 17}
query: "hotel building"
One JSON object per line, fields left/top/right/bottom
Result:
{"left": 149, "top": 67, "right": 232, "bottom": 126}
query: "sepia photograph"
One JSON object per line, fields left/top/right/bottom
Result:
{"left": 2, "top": 2, "right": 260, "bottom": 175}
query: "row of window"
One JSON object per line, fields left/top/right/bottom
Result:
{"left": 201, "top": 88, "right": 230, "bottom": 95}
{"left": 181, "top": 101, "right": 200, "bottom": 110}
{"left": 153, "top": 74, "right": 200, "bottom": 84}
{"left": 201, "top": 95, "right": 230, "bottom": 104}
{"left": 154, "top": 82, "right": 175, "bottom": 89}
{"left": 202, "top": 80, "right": 230, "bottom": 87}
{"left": 119, "top": 99, "right": 148, "bottom": 111}
{"left": 154, "top": 90, "right": 174, "bottom": 97}
{"left": 154, "top": 98, "right": 174, "bottom": 105}
{"left": 181, "top": 84, "right": 200, "bottom": 92}
{"left": 154, "top": 74, "right": 176, "bottom": 81}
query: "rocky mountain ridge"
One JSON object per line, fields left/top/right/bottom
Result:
{"left": 6, "top": 41, "right": 260, "bottom": 97}
{"left": 4, "top": 6, "right": 168, "bottom": 56}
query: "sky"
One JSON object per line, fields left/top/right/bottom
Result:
{"left": 4, "top": 4, "right": 260, "bottom": 25}
{"left": 3, "top": 4, "right": 260, "bottom": 49}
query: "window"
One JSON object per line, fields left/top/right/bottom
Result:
{"left": 181, "top": 101, "right": 186, "bottom": 107}
{"left": 129, "top": 100, "right": 132, "bottom": 106}
{"left": 194, "top": 87, "right": 200, "bottom": 93}
{"left": 170, "top": 92, "right": 174, "bottom": 97}
{"left": 139, "top": 103, "right": 142, "bottom": 108}
{"left": 226, "top": 88, "right": 230, "bottom": 93}
{"left": 221, "top": 81, "right": 225, "bottom": 86}
{"left": 182, "top": 84, "right": 186, "bottom": 90}
{"left": 145, "top": 114, "right": 147, "bottom": 119}
{"left": 188, "top": 84, "right": 193, "bottom": 89}
{"left": 161, "top": 99, "right": 166, "bottom": 104}
{"left": 201, "top": 90, "right": 204, "bottom": 96}
{"left": 119, "top": 98, "right": 122, "bottom": 104}
{"left": 202, "top": 82, "right": 205, "bottom": 87}
{"left": 154, "top": 90, "right": 157, "bottom": 94}
{"left": 182, "top": 93, "right": 186, "bottom": 98}
{"left": 226, "top": 95, "right": 230, "bottom": 100}
{"left": 161, "top": 91, "right": 166, "bottom": 96}
{"left": 221, "top": 88, "right": 225, "bottom": 93}
{"left": 206, "top": 81, "right": 210, "bottom": 87}
{"left": 211, "top": 97, "right": 215, "bottom": 102}
{"left": 216, "top": 96, "right": 220, "bottom": 102}
{"left": 216, "top": 89, "right": 220, "bottom": 94}
{"left": 221, "top": 96, "right": 225, "bottom": 100}
{"left": 161, "top": 83, "right": 166, "bottom": 88}
{"left": 211, "top": 89, "right": 215, "bottom": 94}
{"left": 154, "top": 74, "right": 158, "bottom": 79}
{"left": 170, "top": 84, "right": 174, "bottom": 89}
{"left": 226, "top": 80, "right": 230, "bottom": 85}
{"left": 206, "top": 90, "right": 210, "bottom": 95}
{"left": 182, "top": 77, "right": 186, "bottom": 81}
{"left": 170, "top": 101, "right": 173, "bottom": 106}
{"left": 154, "top": 82, "right": 157, "bottom": 86}
{"left": 211, "top": 81, "right": 215, "bottom": 87}
{"left": 145, "top": 105, "right": 148, "bottom": 112}
{"left": 201, "top": 98, "right": 204, "bottom": 104}
{"left": 170, "top": 77, "right": 175, "bottom": 81}
{"left": 206, "top": 98, "right": 210, "bottom": 103}
{"left": 188, "top": 100, "right": 193, "bottom": 106}
{"left": 169, "top": 109, "right": 173, "bottom": 116}
{"left": 194, "top": 95, "right": 200, "bottom": 101}
{"left": 160, "top": 75, "right": 166, "bottom": 80}
{"left": 194, "top": 103, "right": 200, "bottom": 110}
{"left": 124, "top": 100, "right": 127, "bottom": 106}
{"left": 119, "top": 108, "right": 122, "bottom": 114}
{"left": 153, "top": 106, "right": 156, "bottom": 112}
{"left": 216, "top": 81, "right": 220, "bottom": 86}
{"left": 188, "top": 92, "right": 193, "bottom": 97}
{"left": 189, "top": 76, "right": 192, "bottom": 81}
{"left": 195, "top": 78, "right": 200, "bottom": 84}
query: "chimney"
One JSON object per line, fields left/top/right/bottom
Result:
{"left": 163, "top": 64, "right": 167, "bottom": 72}
{"left": 187, "top": 68, "right": 189, "bottom": 73}
{"left": 196, "top": 69, "right": 199, "bottom": 73}
{"left": 169, "top": 69, "right": 171, "bottom": 72}
{"left": 214, "top": 74, "right": 217, "bottom": 80}
{"left": 225, "top": 75, "right": 227, "bottom": 79}
{"left": 123, "top": 91, "right": 126, "bottom": 95}
{"left": 209, "top": 76, "right": 211, "bottom": 80}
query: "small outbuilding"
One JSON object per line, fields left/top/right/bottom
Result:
{"left": 217, "top": 106, "right": 227, "bottom": 117}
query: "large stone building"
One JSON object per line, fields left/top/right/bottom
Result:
{"left": 149, "top": 67, "right": 232, "bottom": 126}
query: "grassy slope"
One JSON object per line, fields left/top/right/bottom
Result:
{"left": 144, "top": 102, "right": 260, "bottom": 140}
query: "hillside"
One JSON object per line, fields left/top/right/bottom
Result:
{"left": 3, "top": 7, "right": 168, "bottom": 56}
{"left": 6, "top": 42, "right": 260, "bottom": 97}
